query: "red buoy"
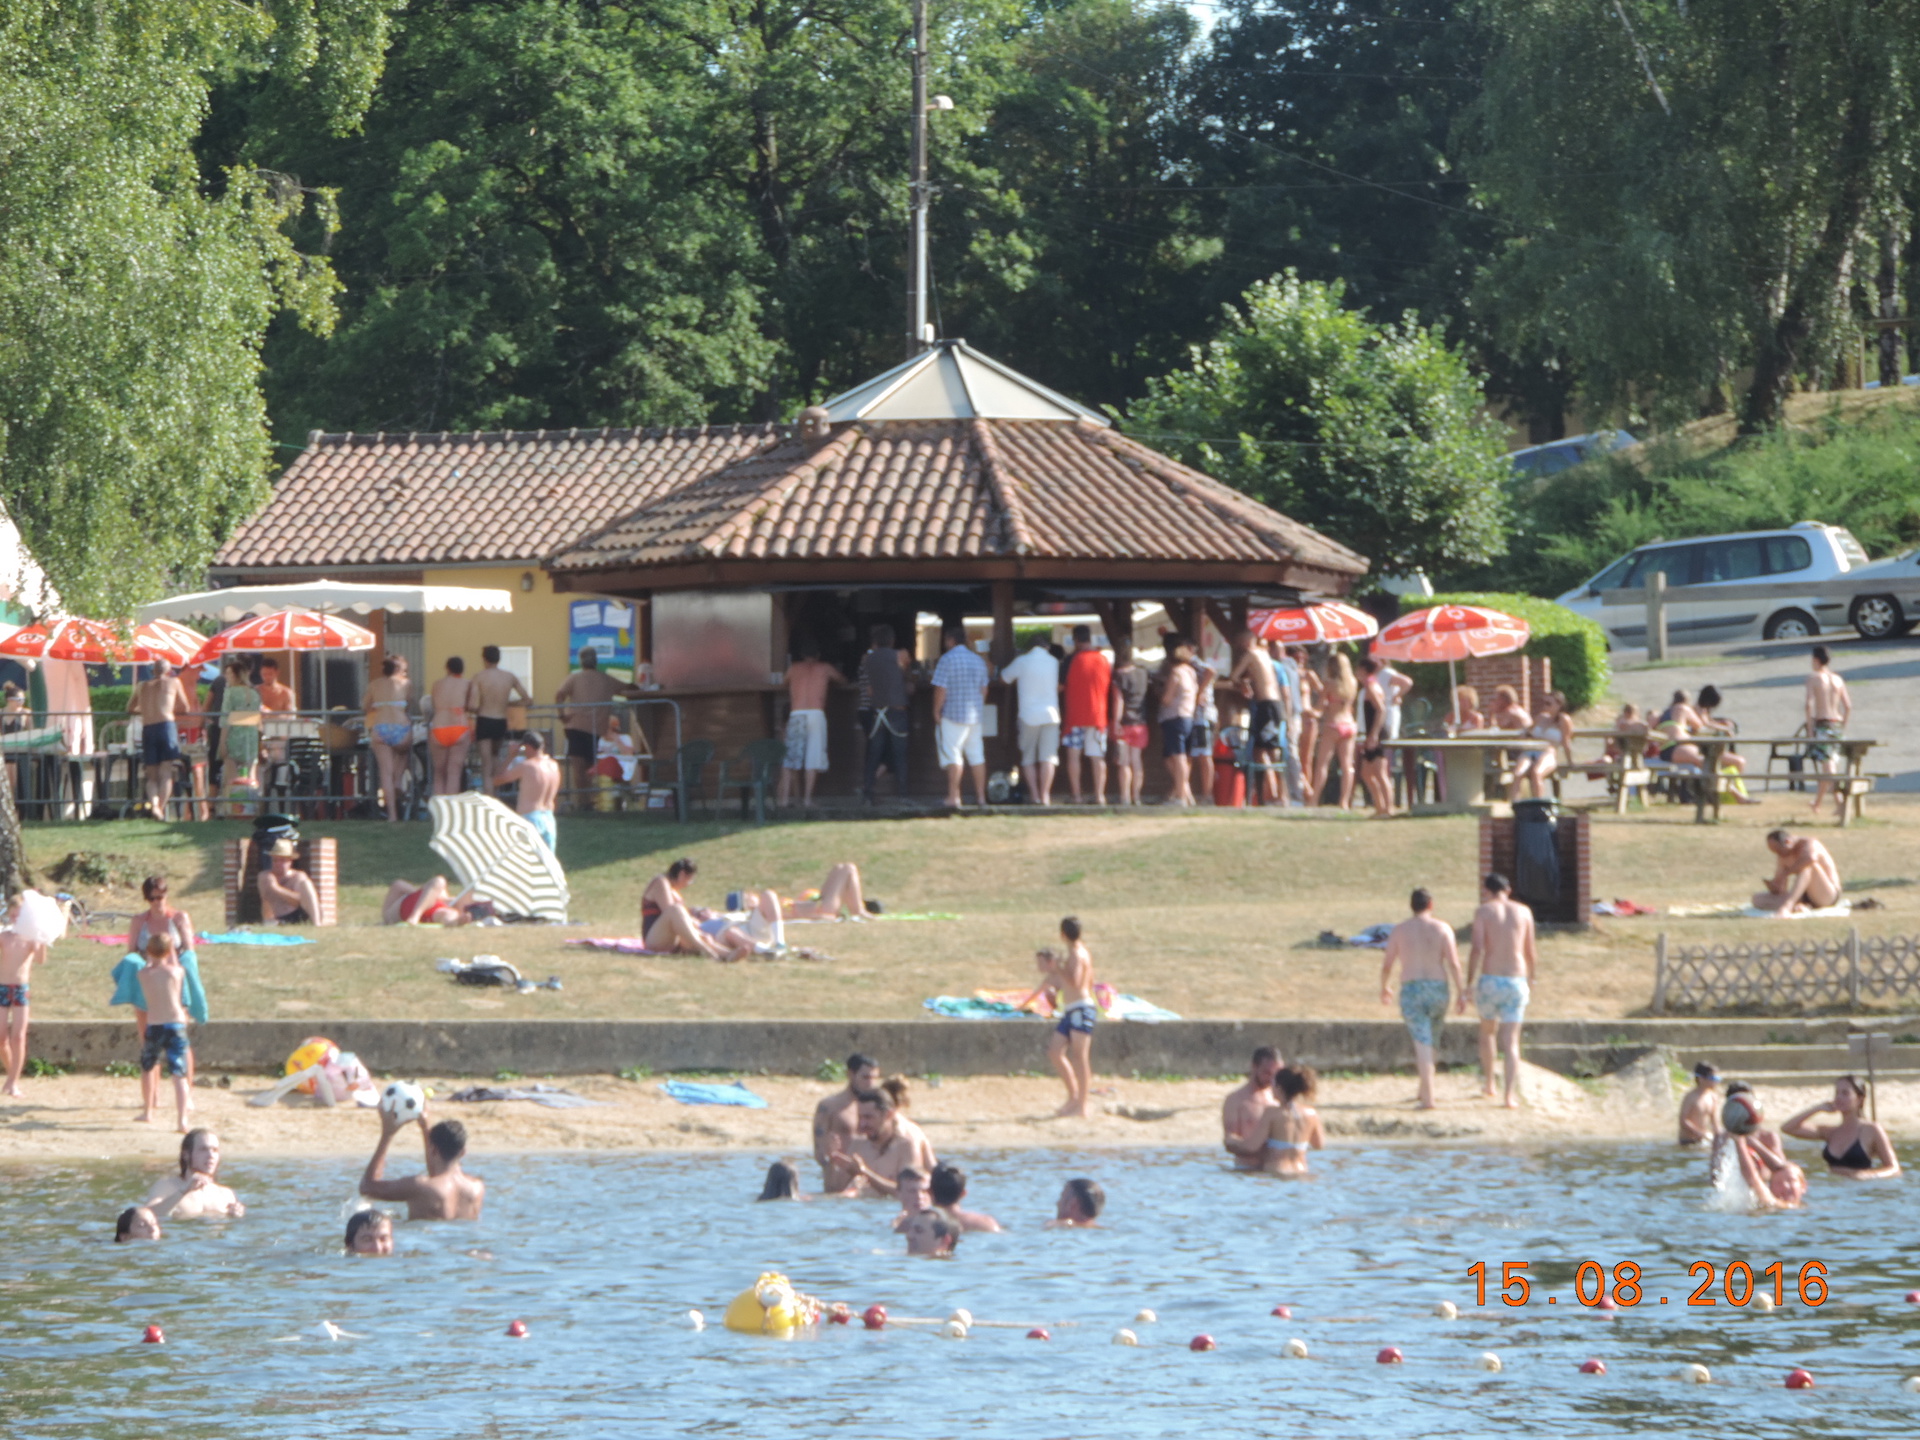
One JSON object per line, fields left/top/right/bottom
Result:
{"left": 1579, "top": 1358, "right": 1606, "bottom": 1375}
{"left": 827, "top": 1305, "right": 852, "bottom": 1326}
{"left": 1377, "top": 1346, "right": 1404, "bottom": 1364}
{"left": 141, "top": 1325, "right": 164, "bottom": 1345}
{"left": 1786, "top": 1368, "right": 1815, "bottom": 1390}
{"left": 862, "top": 1305, "right": 887, "bottom": 1331}
{"left": 1271, "top": 1304, "right": 1293, "bottom": 1319}
{"left": 1906, "top": 1291, "right": 1920, "bottom": 1304}
{"left": 1190, "top": 1334, "right": 1216, "bottom": 1352}
{"left": 506, "top": 1319, "right": 529, "bottom": 1338}
{"left": 1027, "top": 1327, "right": 1051, "bottom": 1341}
{"left": 1596, "top": 1295, "right": 1617, "bottom": 1311}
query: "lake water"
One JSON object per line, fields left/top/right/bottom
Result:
{"left": 4, "top": 1143, "right": 1918, "bottom": 1438}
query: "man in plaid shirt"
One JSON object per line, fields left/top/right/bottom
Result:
{"left": 931, "top": 624, "right": 994, "bottom": 806}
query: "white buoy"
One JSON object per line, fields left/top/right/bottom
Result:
{"left": 687, "top": 1310, "right": 706, "bottom": 1331}
{"left": 1135, "top": 1308, "right": 1158, "bottom": 1324}
{"left": 1434, "top": 1300, "right": 1459, "bottom": 1320}
{"left": 1478, "top": 1352, "right": 1503, "bottom": 1373}
{"left": 1754, "top": 1293, "right": 1776, "bottom": 1312}
{"left": 1902, "top": 1375, "right": 1920, "bottom": 1393}
{"left": 941, "top": 1319, "right": 969, "bottom": 1340}
{"left": 949, "top": 1308, "right": 973, "bottom": 1330}
{"left": 1283, "top": 1337, "right": 1310, "bottom": 1359}
{"left": 1679, "top": 1363, "right": 1711, "bottom": 1385}
{"left": 1114, "top": 1328, "right": 1140, "bottom": 1347}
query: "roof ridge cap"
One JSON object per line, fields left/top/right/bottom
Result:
{"left": 969, "top": 418, "right": 1034, "bottom": 555}
{"left": 688, "top": 426, "right": 865, "bottom": 554}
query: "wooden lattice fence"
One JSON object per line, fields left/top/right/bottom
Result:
{"left": 1652, "top": 929, "right": 1920, "bottom": 1013}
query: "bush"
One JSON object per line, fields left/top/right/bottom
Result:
{"left": 1399, "top": 592, "right": 1610, "bottom": 714}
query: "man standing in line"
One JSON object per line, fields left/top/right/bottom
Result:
{"left": 1459, "top": 873, "right": 1536, "bottom": 1110}
{"left": 931, "top": 625, "right": 991, "bottom": 808}
{"left": 130, "top": 663, "right": 195, "bottom": 818}
{"left": 1231, "top": 630, "right": 1287, "bottom": 805}
{"left": 1804, "top": 645, "right": 1852, "bottom": 819}
{"left": 255, "top": 658, "right": 295, "bottom": 777}
{"left": 1274, "top": 644, "right": 1306, "bottom": 804}
{"left": 858, "top": 626, "right": 912, "bottom": 803}
{"left": 1002, "top": 633, "right": 1061, "bottom": 805}
{"left": 1059, "top": 625, "right": 1112, "bottom": 805}
{"left": 776, "top": 639, "right": 847, "bottom": 808}
{"left": 813, "top": 1052, "right": 880, "bottom": 1190}
{"left": 1220, "top": 1045, "right": 1282, "bottom": 1169}
{"left": 471, "top": 645, "right": 530, "bottom": 783}
{"left": 493, "top": 732, "right": 562, "bottom": 849}
{"left": 1380, "top": 888, "right": 1465, "bottom": 1110}
{"left": 555, "top": 648, "right": 639, "bottom": 812}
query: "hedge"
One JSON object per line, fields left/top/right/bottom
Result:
{"left": 1397, "top": 591, "right": 1610, "bottom": 714}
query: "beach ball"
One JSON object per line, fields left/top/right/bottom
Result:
{"left": 285, "top": 1037, "right": 339, "bottom": 1096}
{"left": 379, "top": 1081, "right": 426, "bottom": 1123}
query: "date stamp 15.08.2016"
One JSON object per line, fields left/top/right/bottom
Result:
{"left": 1467, "top": 1260, "right": 1829, "bottom": 1309}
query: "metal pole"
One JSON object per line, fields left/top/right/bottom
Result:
{"left": 906, "top": 0, "right": 929, "bottom": 356}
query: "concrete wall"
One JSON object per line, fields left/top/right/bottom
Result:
{"left": 421, "top": 565, "right": 637, "bottom": 703}
{"left": 27, "top": 1017, "right": 1862, "bottom": 1078}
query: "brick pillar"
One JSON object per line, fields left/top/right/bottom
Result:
{"left": 225, "top": 835, "right": 337, "bottom": 927}
{"left": 1477, "top": 812, "right": 1589, "bottom": 928}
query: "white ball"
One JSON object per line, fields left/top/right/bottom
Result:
{"left": 949, "top": 1308, "right": 973, "bottom": 1329}
{"left": 1113, "top": 1328, "right": 1139, "bottom": 1347}
{"left": 1283, "top": 1337, "right": 1310, "bottom": 1359}
{"left": 1134, "top": 1308, "right": 1158, "bottom": 1324}
{"left": 941, "top": 1319, "right": 968, "bottom": 1340}
{"left": 379, "top": 1081, "right": 425, "bottom": 1122}
{"left": 1754, "top": 1293, "right": 1776, "bottom": 1312}
{"left": 1901, "top": 1375, "right": 1920, "bottom": 1393}
{"left": 687, "top": 1310, "right": 705, "bottom": 1331}
{"left": 1679, "top": 1363, "right": 1711, "bottom": 1385}
{"left": 1434, "top": 1300, "right": 1459, "bottom": 1320}
{"left": 1478, "top": 1352, "right": 1502, "bottom": 1372}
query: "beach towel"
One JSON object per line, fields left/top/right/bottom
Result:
{"left": 658, "top": 1079, "right": 767, "bottom": 1108}
{"left": 198, "top": 930, "right": 316, "bottom": 946}
{"left": 566, "top": 937, "right": 665, "bottom": 955}
{"left": 1592, "top": 899, "right": 1656, "bottom": 917}
{"left": 1667, "top": 900, "right": 1853, "bottom": 920}
{"left": 1345, "top": 923, "right": 1394, "bottom": 949}
{"left": 446, "top": 1083, "right": 599, "bottom": 1108}
{"left": 923, "top": 984, "right": 1180, "bottom": 1022}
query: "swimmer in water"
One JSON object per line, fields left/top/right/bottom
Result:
{"left": 345, "top": 1209, "right": 394, "bottom": 1255}
{"left": 115, "top": 1205, "right": 162, "bottom": 1242}
{"left": 928, "top": 1163, "right": 1002, "bottom": 1233}
{"left": 1237, "top": 1064, "right": 1327, "bottom": 1176}
{"left": 837, "top": 1079, "right": 936, "bottom": 1197}
{"left": 903, "top": 1207, "right": 960, "bottom": 1257}
{"left": 1677, "top": 1063, "right": 1723, "bottom": 1145}
{"left": 813, "top": 1052, "right": 880, "bottom": 1191}
{"left": 1781, "top": 1074, "right": 1902, "bottom": 1179}
{"left": 889, "top": 1166, "right": 929, "bottom": 1230}
{"left": 359, "top": 1104, "right": 485, "bottom": 1220}
{"left": 144, "top": 1128, "right": 245, "bottom": 1219}
{"left": 1714, "top": 1084, "right": 1804, "bottom": 1209}
{"left": 1048, "top": 1177, "right": 1104, "bottom": 1228}
{"left": 759, "top": 1160, "right": 846, "bottom": 1201}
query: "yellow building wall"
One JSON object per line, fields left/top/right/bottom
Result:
{"left": 419, "top": 566, "right": 634, "bottom": 703}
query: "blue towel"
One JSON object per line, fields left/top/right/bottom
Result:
{"left": 923, "top": 996, "right": 1036, "bottom": 1020}
{"left": 658, "top": 1079, "right": 768, "bottom": 1109}
{"left": 197, "top": 930, "right": 315, "bottom": 946}
{"left": 109, "top": 952, "right": 210, "bottom": 1024}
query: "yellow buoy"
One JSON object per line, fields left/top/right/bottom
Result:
{"left": 722, "top": 1273, "right": 821, "bottom": 1338}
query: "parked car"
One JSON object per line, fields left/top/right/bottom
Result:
{"left": 1556, "top": 522, "right": 1869, "bottom": 647}
{"left": 1831, "top": 547, "right": 1920, "bottom": 639}
{"left": 1509, "top": 430, "right": 1637, "bottom": 481}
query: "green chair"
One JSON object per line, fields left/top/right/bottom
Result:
{"left": 718, "top": 736, "right": 789, "bottom": 823}
{"left": 671, "top": 739, "right": 716, "bottom": 822}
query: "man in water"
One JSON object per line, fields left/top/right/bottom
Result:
{"left": 257, "top": 837, "right": 323, "bottom": 924}
{"left": 555, "top": 648, "right": 640, "bottom": 812}
{"left": 889, "top": 1165, "right": 930, "bottom": 1231}
{"left": 813, "top": 1052, "right": 879, "bottom": 1190}
{"left": 1459, "top": 872, "right": 1536, "bottom": 1110}
{"left": 839, "top": 1088, "right": 936, "bottom": 1197}
{"left": 143, "top": 1128, "right": 245, "bottom": 1218}
{"left": 1049, "top": 1177, "right": 1104, "bottom": 1228}
{"left": 359, "top": 1105, "right": 486, "bottom": 1220}
{"left": 776, "top": 639, "right": 847, "bottom": 808}
{"left": 493, "top": 731, "right": 561, "bottom": 849}
{"left": 1678, "top": 1062, "right": 1722, "bottom": 1145}
{"left": 1221, "top": 1046, "right": 1282, "bottom": 1169}
{"left": 345, "top": 1210, "right": 394, "bottom": 1255}
{"left": 129, "top": 662, "right": 195, "bottom": 818}
{"left": 471, "top": 645, "right": 531, "bottom": 783}
{"left": 1380, "top": 888, "right": 1466, "bottom": 1110}
{"left": 927, "top": 1163, "right": 1001, "bottom": 1232}
{"left": 903, "top": 1207, "right": 960, "bottom": 1256}
{"left": 1803, "top": 644, "right": 1852, "bottom": 819}
{"left": 1753, "top": 828, "right": 1843, "bottom": 915}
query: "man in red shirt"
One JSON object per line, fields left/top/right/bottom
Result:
{"left": 1060, "top": 625, "right": 1114, "bottom": 804}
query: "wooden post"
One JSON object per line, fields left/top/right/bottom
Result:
{"left": 1848, "top": 926, "right": 1862, "bottom": 1009}
{"left": 1093, "top": 601, "right": 1132, "bottom": 663}
{"left": 989, "top": 580, "right": 1015, "bottom": 667}
{"left": 1652, "top": 933, "right": 1668, "bottom": 1014}
{"left": 1645, "top": 572, "right": 1668, "bottom": 661}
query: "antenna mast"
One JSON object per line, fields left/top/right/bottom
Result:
{"left": 906, "top": 0, "right": 930, "bottom": 356}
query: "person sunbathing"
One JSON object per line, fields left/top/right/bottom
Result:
{"left": 1753, "top": 829, "right": 1842, "bottom": 916}
{"left": 382, "top": 875, "right": 482, "bottom": 926}
{"left": 641, "top": 859, "right": 755, "bottom": 960}
{"left": 736, "top": 863, "right": 875, "bottom": 923}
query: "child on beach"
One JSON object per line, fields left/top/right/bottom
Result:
{"left": 1, "top": 906, "right": 47, "bottom": 1098}
{"left": 1022, "top": 917, "right": 1096, "bottom": 1118}
{"left": 135, "top": 933, "right": 194, "bottom": 1133}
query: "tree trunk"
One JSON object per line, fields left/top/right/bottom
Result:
{"left": 1879, "top": 224, "right": 1903, "bottom": 388}
{"left": 0, "top": 759, "right": 36, "bottom": 899}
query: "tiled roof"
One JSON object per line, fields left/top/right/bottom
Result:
{"left": 551, "top": 418, "right": 1368, "bottom": 581}
{"left": 212, "top": 426, "right": 780, "bottom": 570}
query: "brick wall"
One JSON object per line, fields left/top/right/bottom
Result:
{"left": 1476, "top": 811, "right": 1590, "bottom": 927}
{"left": 225, "top": 836, "right": 338, "bottom": 927}
{"left": 1463, "top": 654, "right": 1554, "bottom": 712}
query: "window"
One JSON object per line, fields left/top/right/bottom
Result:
{"left": 1833, "top": 529, "right": 1870, "bottom": 566}
{"left": 1588, "top": 555, "right": 1636, "bottom": 593}
{"left": 1762, "top": 535, "right": 1813, "bottom": 575}
{"left": 1624, "top": 546, "right": 1694, "bottom": 588}
{"left": 1697, "top": 538, "right": 1765, "bottom": 582}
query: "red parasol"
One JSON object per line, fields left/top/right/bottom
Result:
{"left": 188, "top": 609, "right": 376, "bottom": 666}
{"left": 0, "top": 617, "right": 206, "bottom": 666}
{"left": 1249, "top": 602, "right": 1379, "bottom": 645}
{"left": 1370, "top": 605, "right": 1530, "bottom": 726}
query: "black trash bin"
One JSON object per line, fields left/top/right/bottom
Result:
{"left": 1512, "top": 797, "right": 1562, "bottom": 914}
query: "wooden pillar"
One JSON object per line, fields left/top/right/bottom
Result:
{"left": 1159, "top": 598, "right": 1197, "bottom": 647}
{"left": 989, "top": 580, "right": 1015, "bottom": 666}
{"left": 1093, "top": 601, "right": 1132, "bottom": 663}
{"left": 1229, "top": 595, "right": 1249, "bottom": 637}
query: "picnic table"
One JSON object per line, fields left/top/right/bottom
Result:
{"left": 1380, "top": 734, "right": 1553, "bottom": 815}
{"left": 1570, "top": 728, "right": 1881, "bottom": 825}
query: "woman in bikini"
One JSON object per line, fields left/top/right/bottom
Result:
{"left": 1238, "top": 1064, "right": 1326, "bottom": 1175}
{"left": 641, "top": 858, "right": 755, "bottom": 960}
{"left": 381, "top": 874, "right": 480, "bottom": 926}
{"left": 1311, "top": 654, "right": 1360, "bottom": 809}
{"left": 1510, "top": 690, "right": 1575, "bottom": 800}
{"left": 109, "top": 876, "right": 206, "bottom": 1109}
{"left": 1357, "top": 658, "right": 1394, "bottom": 818}
{"left": 1781, "top": 1075, "right": 1901, "bottom": 1178}
{"left": 364, "top": 655, "right": 413, "bottom": 821}
{"left": 427, "top": 656, "right": 475, "bottom": 797}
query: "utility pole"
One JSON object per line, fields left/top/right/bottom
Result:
{"left": 906, "top": 0, "right": 929, "bottom": 357}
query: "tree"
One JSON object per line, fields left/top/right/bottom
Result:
{"left": 1469, "top": 0, "right": 1920, "bottom": 432}
{"left": 1124, "top": 271, "right": 1508, "bottom": 577}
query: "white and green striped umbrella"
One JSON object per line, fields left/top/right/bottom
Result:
{"left": 427, "top": 793, "right": 570, "bottom": 922}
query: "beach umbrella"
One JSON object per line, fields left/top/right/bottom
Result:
{"left": 427, "top": 793, "right": 570, "bottom": 922}
{"left": 189, "top": 608, "right": 377, "bottom": 715}
{"left": 1370, "top": 605, "right": 1530, "bottom": 726}
{"left": 140, "top": 580, "right": 513, "bottom": 623}
{"left": 1249, "top": 602, "right": 1379, "bottom": 645}
{"left": 0, "top": 617, "right": 205, "bottom": 666}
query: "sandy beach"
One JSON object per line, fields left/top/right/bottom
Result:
{"left": 6, "top": 1061, "right": 1913, "bottom": 1166}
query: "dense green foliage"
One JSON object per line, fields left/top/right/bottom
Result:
{"left": 1125, "top": 272, "right": 1509, "bottom": 576}
{"left": 1407, "top": 591, "right": 1610, "bottom": 712}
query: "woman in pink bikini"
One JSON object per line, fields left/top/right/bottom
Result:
{"left": 1311, "top": 654, "right": 1361, "bottom": 809}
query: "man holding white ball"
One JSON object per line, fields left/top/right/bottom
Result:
{"left": 360, "top": 1088, "right": 486, "bottom": 1221}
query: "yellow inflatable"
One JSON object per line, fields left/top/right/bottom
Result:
{"left": 723, "top": 1272, "right": 822, "bottom": 1338}
{"left": 284, "top": 1036, "right": 339, "bottom": 1096}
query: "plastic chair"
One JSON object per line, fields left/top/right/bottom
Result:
{"left": 719, "top": 737, "right": 789, "bottom": 823}
{"left": 671, "top": 739, "right": 715, "bottom": 822}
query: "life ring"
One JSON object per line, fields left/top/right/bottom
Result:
{"left": 723, "top": 1272, "right": 822, "bottom": 1337}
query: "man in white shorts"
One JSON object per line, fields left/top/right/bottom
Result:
{"left": 777, "top": 640, "right": 846, "bottom": 807}
{"left": 931, "top": 625, "right": 992, "bottom": 807}
{"left": 1002, "top": 635, "right": 1061, "bottom": 805}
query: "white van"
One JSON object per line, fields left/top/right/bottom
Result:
{"left": 1556, "top": 523, "right": 1868, "bottom": 647}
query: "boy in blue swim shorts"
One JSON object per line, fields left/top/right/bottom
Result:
{"left": 1379, "top": 887, "right": 1465, "bottom": 1110}
{"left": 1022, "top": 917, "right": 1096, "bottom": 1118}
{"left": 1463, "top": 873, "right": 1537, "bottom": 1110}
{"left": 135, "top": 933, "right": 194, "bottom": 1133}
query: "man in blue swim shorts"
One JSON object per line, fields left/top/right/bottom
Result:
{"left": 1022, "top": 917, "right": 1096, "bottom": 1118}
{"left": 1380, "top": 887, "right": 1465, "bottom": 1110}
{"left": 1462, "top": 873, "right": 1536, "bottom": 1110}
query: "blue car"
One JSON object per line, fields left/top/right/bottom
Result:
{"left": 1509, "top": 430, "right": 1637, "bottom": 481}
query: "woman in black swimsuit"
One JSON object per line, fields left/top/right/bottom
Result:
{"left": 1782, "top": 1074, "right": 1902, "bottom": 1178}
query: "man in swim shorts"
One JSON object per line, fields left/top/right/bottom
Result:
{"left": 1023, "top": 917, "right": 1096, "bottom": 1118}
{"left": 1380, "top": 888, "right": 1465, "bottom": 1110}
{"left": 135, "top": 933, "right": 193, "bottom": 1132}
{"left": 1221, "top": 1046, "right": 1282, "bottom": 1169}
{"left": 1460, "top": 873, "right": 1536, "bottom": 1110}
{"left": 257, "top": 837, "right": 324, "bottom": 924}
{"left": 1803, "top": 644, "right": 1851, "bottom": 819}
{"left": 776, "top": 639, "right": 846, "bottom": 808}
{"left": 493, "top": 731, "right": 561, "bottom": 849}
{"left": 0, "top": 899, "right": 50, "bottom": 1097}
{"left": 472, "top": 645, "right": 531, "bottom": 783}
{"left": 556, "top": 648, "right": 640, "bottom": 812}
{"left": 1753, "top": 828, "right": 1843, "bottom": 916}
{"left": 360, "top": 1105, "right": 486, "bottom": 1220}
{"left": 813, "top": 1052, "right": 879, "bottom": 1190}
{"left": 130, "top": 662, "right": 194, "bottom": 818}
